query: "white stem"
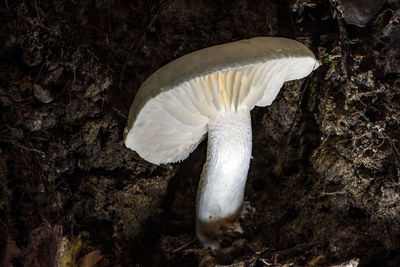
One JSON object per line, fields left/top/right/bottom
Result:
{"left": 196, "top": 106, "right": 252, "bottom": 249}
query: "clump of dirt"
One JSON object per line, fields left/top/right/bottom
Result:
{"left": 0, "top": 0, "right": 399, "bottom": 266}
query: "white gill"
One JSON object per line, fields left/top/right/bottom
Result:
{"left": 129, "top": 57, "right": 315, "bottom": 164}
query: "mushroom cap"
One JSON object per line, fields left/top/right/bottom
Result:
{"left": 125, "top": 37, "right": 319, "bottom": 164}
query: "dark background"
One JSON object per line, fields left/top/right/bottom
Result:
{"left": 1, "top": 0, "right": 400, "bottom": 266}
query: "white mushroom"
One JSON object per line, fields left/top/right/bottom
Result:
{"left": 124, "top": 37, "right": 319, "bottom": 249}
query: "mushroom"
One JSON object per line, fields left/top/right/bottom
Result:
{"left": 124, "top": 37, "right": 319, "bottom": 249}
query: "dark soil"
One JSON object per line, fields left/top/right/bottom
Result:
{"left": 1, "top": 0, "right": 399, "bottom": 266}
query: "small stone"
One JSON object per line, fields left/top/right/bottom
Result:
{"left": 338, "top": 0, "right": 385, "bottom": 27}
{"left": 34, "top": 84, "right": 53, "bottom": 104}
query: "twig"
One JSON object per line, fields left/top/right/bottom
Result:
{"left": 260, "top": 258, "right": 272, "bottom": 266}
{"left": 172, "top": 239, "right": 196, "bottom": 253}
{"left": 112, "top": 107, "right": 127, "bottom": 119}
{"left": 389, "top": 138, "right": 400, "bottom": 157}
{"left": 7, "top": 140, "right": 45, "bottom": 155}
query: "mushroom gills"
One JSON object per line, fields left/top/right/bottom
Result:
{"left": 128, "top": 57, "right": 315, "bottom": 164}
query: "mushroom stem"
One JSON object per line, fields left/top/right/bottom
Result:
{"left": 196, "top": 106, "right": 252, "bottom": 249}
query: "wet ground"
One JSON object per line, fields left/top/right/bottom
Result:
{"left": 1, "top": 0, "right": 400, "bottom": 266}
